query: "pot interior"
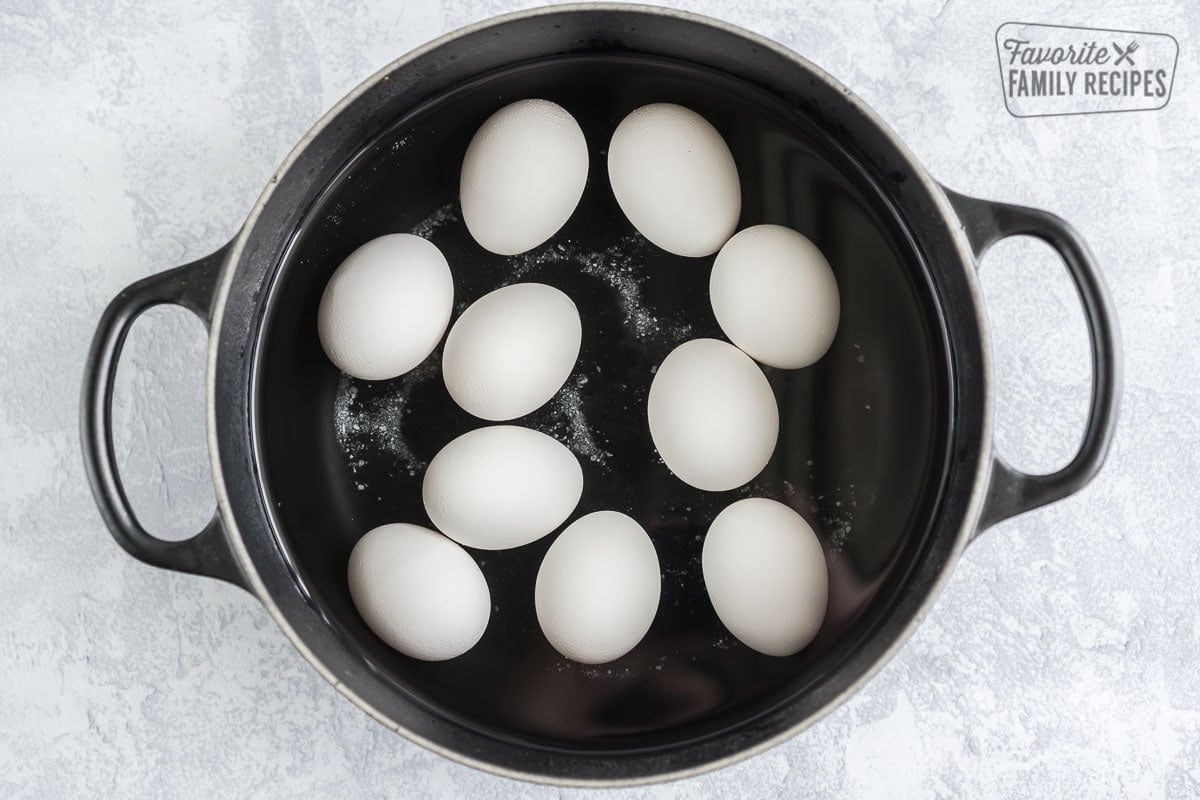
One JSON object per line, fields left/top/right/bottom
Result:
{"left": 253, "top": 52, "right": 952, "bottom": 750}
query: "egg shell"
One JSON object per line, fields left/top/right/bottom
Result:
{"left": 347, "top": 523, "right": 490, "bottom": 661}
{"left": 535, "top": 511, "right": 661, "bottom": 664}
{"left": 460, "top": 99, "right": 589, "bottom": 255}
{"left": 317, "top": 233, "right": 453, "bottom": 381}
{"left": 422, "top": 425, "right": 583, "bottom": 550}
{"left": 607, "top": 103, "right": 741, "bottom": 257}
{"left": 702, "top": 498, "right": 828, "bottom": 657}
{"left": 442, "top": 283, "right": 582, "bottom": 421}
{"left": 710, "top": 225, "right": 841, "bottom": 369}
{"left": 647, "top": 338, "right": 779, "bottom": 491}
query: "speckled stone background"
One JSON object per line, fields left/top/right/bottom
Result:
{"left": 1, "top": 0, "right": 1196, "bottom": 797}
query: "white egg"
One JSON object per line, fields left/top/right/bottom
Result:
{"left": 607, "top": 103, "right": 741, "bottom": 257}
{"left": 535, "top": 511, "right": 661, "bottom": 664}
{"left": 423, "top": 425, "right": 583, "bottom": 550}
{"left": 347, "top": 523, "right": 490, "bottom": 661}
{"left": 442, "top": 283, "right": 581, "bottom": 421}
{"left": 317, "top": 233, "right": 453, "bottom": 381}
{"left": 710, "top": 225, "right": 841, "bottom": 369}
{"left": 702, "top": 498, "right": 828, "bottom": 657}
{"left": 647, "top": 338, "right": 779, "bottom": 491}
{"left": 460, "top": 99, "right": 589, "bottom": 255}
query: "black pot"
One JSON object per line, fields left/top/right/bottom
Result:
{"left": 81, "top": 5, "right": 1120, "bottom": 786}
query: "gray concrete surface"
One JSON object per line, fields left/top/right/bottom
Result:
{"left": 1, "top": 0, "right": 1197, "bottom": 797}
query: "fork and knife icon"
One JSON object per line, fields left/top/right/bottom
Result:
{"left": 1113, "top": 40, "right": 1139, "bottom": 66}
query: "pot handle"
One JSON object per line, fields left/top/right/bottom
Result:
{"left": 943, "top": 188, "right": 1121, "bottom": 534}
{"left": 80, "top": 244, "right": 248, "bottom": 589}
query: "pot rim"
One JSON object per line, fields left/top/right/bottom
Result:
{"left": 205, "top": 2, "right": 994, "bottom": 787}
